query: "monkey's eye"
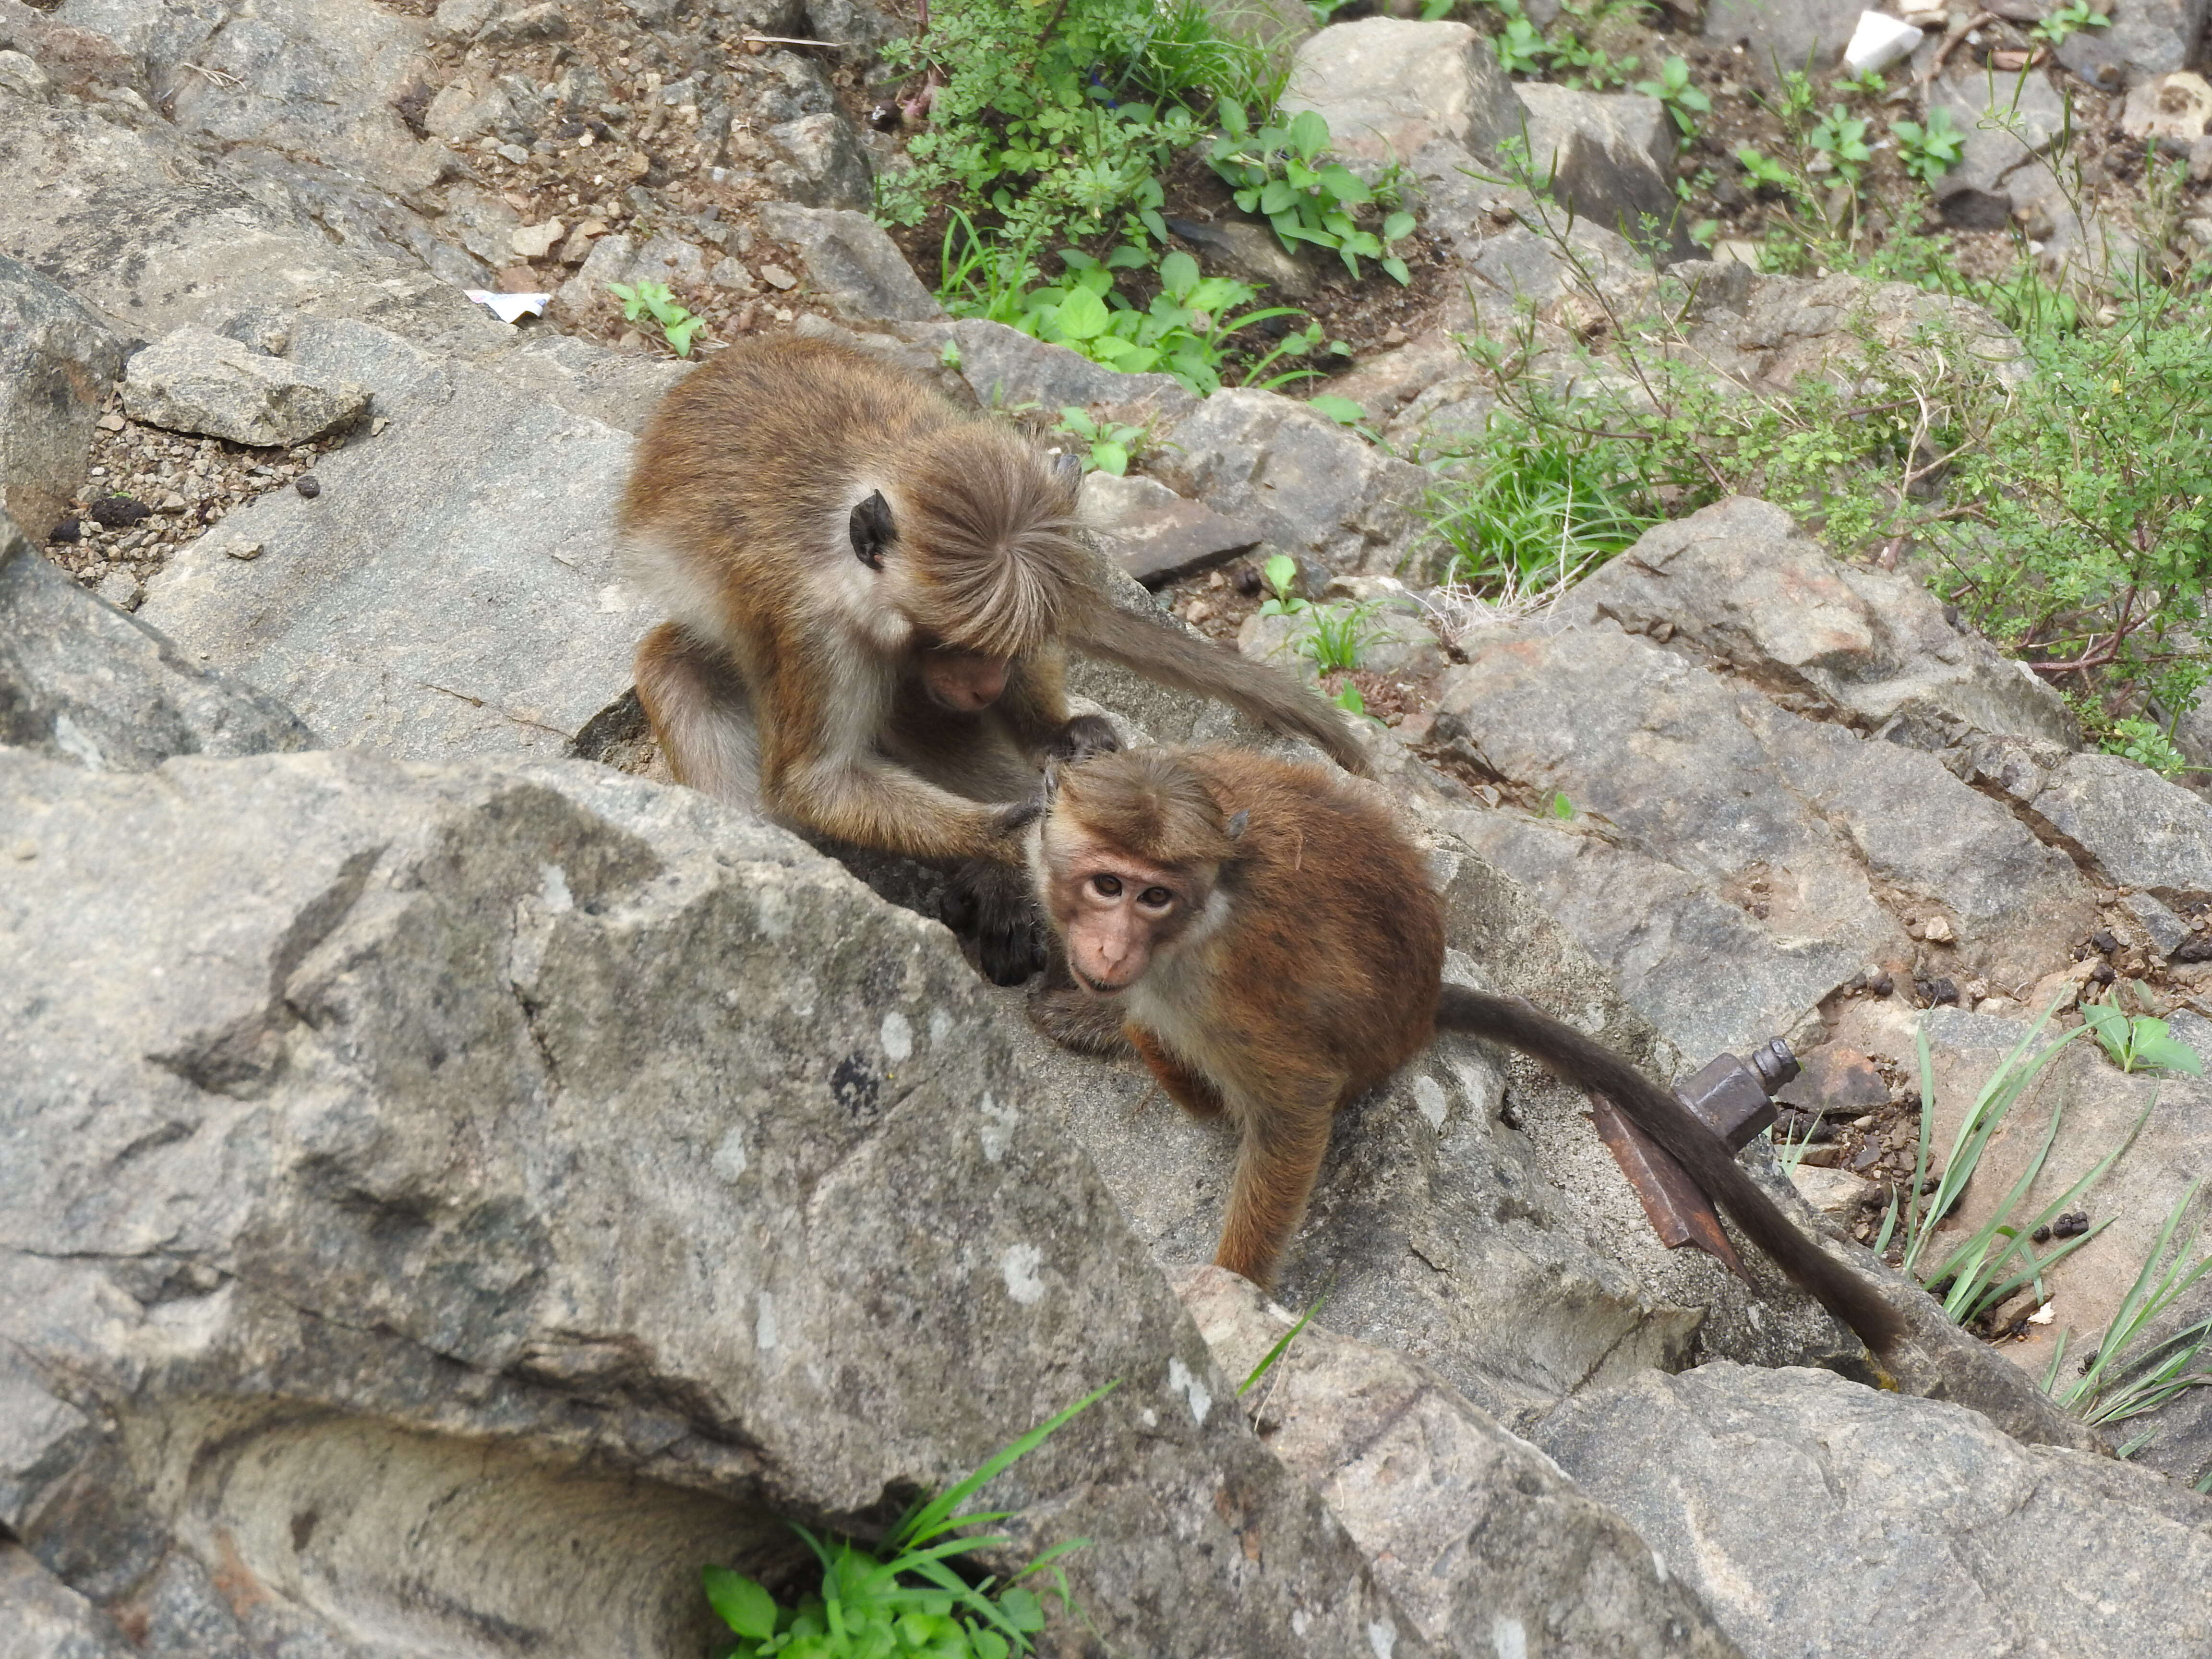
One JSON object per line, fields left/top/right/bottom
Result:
{"left": 1138, "top": 887, "right": 1173, "bottom": 909}
{"left": 1091, "top": 874, "right": 1122, "bottom": 898}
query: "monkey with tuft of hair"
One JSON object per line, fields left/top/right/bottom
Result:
{"left": 1025, "top": 745, "right": 1907, "bottom": 1357}
{"left": 619, "top": 336, "right": 1368, "bottom": 984}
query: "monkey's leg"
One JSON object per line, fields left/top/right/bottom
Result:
{"left": 635, "top": 623, "right": 761, "bottom": 805}
{"left": 1213, "top": 1076, "right": 1345, "bottom": 1290}
{"left": 1127, "top": 1028, "right": 1226, "bottom": 1117}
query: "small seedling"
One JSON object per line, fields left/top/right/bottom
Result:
{"left": 2107, "top": 716, "right": 2193, "bottom": 779}
{"left": 1053, "top": 407, "right": 1146, "bottom": 476}
{"left": 608, "top": 280, "right": 707, "bottom": 357}
{"left": 1257, "top": 553, "right": 1309, "bottom": 618}
{"left": 1633, "top": 55, "right": 1711, "bottom": 140}
{"left": 1808, "top": 105, "right": 1874, "bottom": 186}
{"left": 2031, "top": 0, "right": 2109, "bottom": 47}
{"left": 1210, "top": 103, "right": 1418, "bottom": 284}
{"left": 1240, "top": 1295, "right": 1325, "bottom": 1394}
{"left": 704, "top": 1382, "right": 1116, "bottom": 1659}
{"left": 1891, "top": 108, "right": 1966, "bottom": 185}
{"left": 2081, "top": 1000, "right": 2206, "bottom": 1077}
{"left": 1550, "top": 791, "right": 1574, "bottom": 820}
{"left": 1295, "top": 598, "right": 1387, "bottom": 673}
{"left": 2044, "top": 1180, "right": 2212, "bottom": 1431}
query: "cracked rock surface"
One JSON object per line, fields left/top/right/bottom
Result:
{"left": 1536, "top": 1361, "right": 2212, "bottom": 1659}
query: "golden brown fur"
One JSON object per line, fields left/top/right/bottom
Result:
{"left": 619, "top": 337, "right": 1369, "bottom": 982}
{"left": 1031, "top": 746, "right": 1907, "bottom": 1357}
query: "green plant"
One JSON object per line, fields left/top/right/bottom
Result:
{"left": 2105, "top": 715, "right": 2194, "bottom": 778}
{"left": 1883, "top": 1005, "right": 2150, "bottom": 1328}
{"left": 1807, "top": 105, "right": 1873, "bottom": 188}
{"left": 1633, "top": 55, "right": 1711, "bottom": 140}
{"left": 608, "top": 280, "right": 706, "bottom": 356}
{"left": 1549, "top": 790, "right": 1574, "bottom": 820}
{"left": 1240, "top": 1295, "right": 1325, "bottom": 1394}
{"left": 2044, "top": 1181, "right": 2212, "bottom": 1435}
{"left": 1423, "top": 420, "right": 1656, "bottom": 598}
{"left": 878, "top": 0, "right": 1214, "bottom": 251}
{"left": 2031, "top": 0, "right": 2109, "bottom": 47}
{"left": 1832, "top": 65, "right": 1888, "bottom": 100}
{"left": 704, "top": 1383, "right": 1116, "bottom": 1659}
{"left": 1209, "top": 103, "right": 1417, "bottom": 283}
{"left": 1295, "top": 598, "right": 1388, "bottom": 672}
{"left": 1257, "top": 552, "right": 1309, "bottom": 618}
{"left": 2081, "top": 999, "right": 2206, "bottom": 1077}
{"left": 1004, "top": 248, "right": 1334, "bottom": 397}
{"left": 1053, "top": 406, "right": 1147, "bottom": 475}
{"left": 1890, "top": 107, "right": 1967, "bottom": 185}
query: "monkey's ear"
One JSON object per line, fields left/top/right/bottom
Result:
{"left": 1225, "top": 809, "right": 1250, "bottom": 840}
{"left": 850, "top": 490, "right": 895, "bottom": 569}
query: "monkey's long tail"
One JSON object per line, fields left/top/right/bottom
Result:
{"left": 1434, "top": 985, "right": 1907, "bottom": 1356}
{"left": 1069, "top": 601, "right": 1374, "bottom": 778}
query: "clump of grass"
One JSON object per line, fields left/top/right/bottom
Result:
{"left": 1423, "top": 421, "right": 1656, "bottom": 599}
{"left": 704, "top": 1383, "right": 1115, "bottom": 1659}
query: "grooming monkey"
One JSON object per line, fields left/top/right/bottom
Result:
{"left": 619, "top": 336, "right": 1369, "bottom": 983}
{"left": 1027, "top": 746, "right": 1907, "bottom": 1354}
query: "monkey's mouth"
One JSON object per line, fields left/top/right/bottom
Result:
{"left": 1071, "top": 966, "right": 1130, "bottom": 996}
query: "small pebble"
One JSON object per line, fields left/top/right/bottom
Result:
{"left": 2051, "top": 1211, "right": 2090, "bottom": 1239}
{"left": 2091, "top": 929, "right": 2119, "bottom": 953}
{"left": 2032, "top": 1224, "right": 2052, "bottom": 1244}
{"left": 1851, "top": 1114, "right": 1876, "bottom": 1130}
{"left": 296, "top": 474, "right": 322, "bottom": 499}
{"left": 49, "top": 520, "right": 80, "bottom": 543}
{"left": 96, "top": 412, "right": 124, "bottom": 432}
{"left": 758, "top": 263, "right": 797, "bottom": 290}
{"left": 1921, "top": 914, "right": 1955, "bottom": 944}
{"left": 225, "top": 539, "right": 264, "bottom": 561}
{"left": 1232, "top": 563, "right": 1263, "bottom": 597}
{"left": 1867, "top": 971, "right": 1894, "bottom": 997}
{"left": 2090, "top": 962, "right": 2116, "bottom": 985}
{"left": 88, "top": 495, "right": 151, "bottom": 528}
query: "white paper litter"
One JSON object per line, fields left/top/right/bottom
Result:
{"left": 1843, "top": 10, "right": 1923, "bottom": 73}
{"left": 2028, "top": 1304, "right": 2056, "bottom": 1325}
{"left": 463, "top": 289, "right": 552, "bottom": 324}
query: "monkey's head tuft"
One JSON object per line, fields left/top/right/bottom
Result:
{"left": 898, "top": 424, "right": 1089, "bottom": 660}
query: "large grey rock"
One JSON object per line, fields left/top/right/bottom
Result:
{"left": 121, "top": 325, "right": 369, "bottom": 446}
{"left": 0, "top": 1545, "right": 135, "bottom": 1659}
{"left": 1925, "top": 66, "right": 2068, "bottom": 224}
{"left": 1536, "top": 1363, "right": 2212, "bottom": 1659}
{"left": 1911, "top": 1007, "right": 2212, "bottom": 1484}
{"left": 1082, "top": 470, "right": 1262, "bottom": 587}
{"left": 1173, "top": 1266, "right": 1744, "bottom": 1659}
{"left": 2055, "top": 0, "right": 2211, "bottom": 89}
{"left": 136, "top": 317, "right": 653, "bottom": 759}
{"left": 0, "top": 68, "right": 504, "bottom": 353}
{"left": 2017, "top": 751, "right": 2212, "bottom": 902}
{"left": 930, "top": 318, "right": 1198, "bottom": 426}
{"left": 756, "top": 202, "right": 942, "bottom": 325}
{"left": 760, "top": 111, "right": 874, "bottom": 211}
{"left": 0, "top": 255, "right": 124, "bottom": 540}
{"left": 89, "top": 0, "right": 449, "bottom": 202}
{"left": 1701, "top": 0, "right": 1866, "bottom": 77}
{"left": 1512, "top": 84, "right": 1682, "bottom": 255}
{"left": 0, "top": 747, "right": 1424, "bottom": 1659}
{"left": 1282, "top": 19, "right": 1521, "bottom": 166}
{"left": 1430, "top": 616, "right": 2097, "bottom": 1058}
{"left": 1150, "top": 388, "right": 1430, "bottom": 577}
{"left": 1568, "top": 497, "right": 2078, "bottom": 750}
{"left": 0, "top": 518, "right": 310, "bottom": 769}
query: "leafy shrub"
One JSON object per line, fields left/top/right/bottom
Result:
{"left": 1208, "top": 104, "right": 1416, "bottom": 283}
{"left": 609, "top": 280, "right": 706, "bottom": 356}
{"left": 1890, "top": 108, "right": 1966, "bottom": 185}
{"left": 705, "top": 1384, "right": 1114, "bottom": 1659}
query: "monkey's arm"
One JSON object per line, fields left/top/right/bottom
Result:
{"left": 1212, "top": 1067, "right": 1347, "bottom": 1290}
{"left": 995, "top": 649, "right": 1120, "bottom": 766}
{"left": 1068, "top": 601, "right": 1372, "bottom": 777}
{"left": 771, "top": 754, "right": 1037, "bottom": 862}
{"left": 1433, "top": 986, "right": 1906, "bottom": 1354}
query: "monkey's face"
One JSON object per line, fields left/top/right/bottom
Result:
{"left": 917, "top": 646, "right": 1012, "bottom": 714}
{"left": 1041, "top": 833, "right": 1211, "bottom": 996}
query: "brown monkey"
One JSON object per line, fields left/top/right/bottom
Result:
{"left": 1027, "top": 746, "right": 1906, "bottom": 1354}
{"left": 618, "top": 336, "right": 1368, "bottom": 983}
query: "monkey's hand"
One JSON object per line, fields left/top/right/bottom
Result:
{"left": 942, "top": 858, "right": 1047, "bottom": 986}
{"left": 1046, "top": 713, "right": 1121, "bottom": 767}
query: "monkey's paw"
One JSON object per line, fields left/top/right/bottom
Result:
{"left": 1026, "top": 983, "right": 1133, "bottom": 1057}
{"left": 943, "top": 859, "right": 1046, "bottom": 986}
{"left": 1047, "top": 713, "right": 1121, "bottom": 766}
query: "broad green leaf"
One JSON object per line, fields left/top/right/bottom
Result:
{"left": 1381, "top": 254, "right": 1411, "bottom": 285}
{"left": 1093, "top": 441, "right": 1129, "bottom": 476}
{"left": 1158, "top": 249, "right": 1200, "bottom": 299}
{"left": 1382, "top": 210, "right": 1416, "bottom": 241}
{"left": 1218, "top": 96, "right": 1249, "bottom": 138}
{"left": 1288, "top": 108, "right": 1330, "bottom": 159}
{"left": 2135, "top": 1032, "right": 2206, "bottom": 1076}
{"left": 1259, "top": 179, "right": 1298, "bottom": 215}
{"left": 1318, "top": 165, "right": 1370, "bottom": 203}
{"left": 703, "top": 1568, "right": 781, "bottom": 1641}
{"left": 1054, "top": 287, "right": 1110, "bottom": 339}
{"left": 998, "top": 1587, "right": 1046, "bottom": 1631}
{"left": 1308, "top": 394, "right": 1365, "bottom": 425}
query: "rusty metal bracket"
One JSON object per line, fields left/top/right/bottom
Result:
{"left": 1591, "top": 1041, "right": 1795, "bottom": 1280}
